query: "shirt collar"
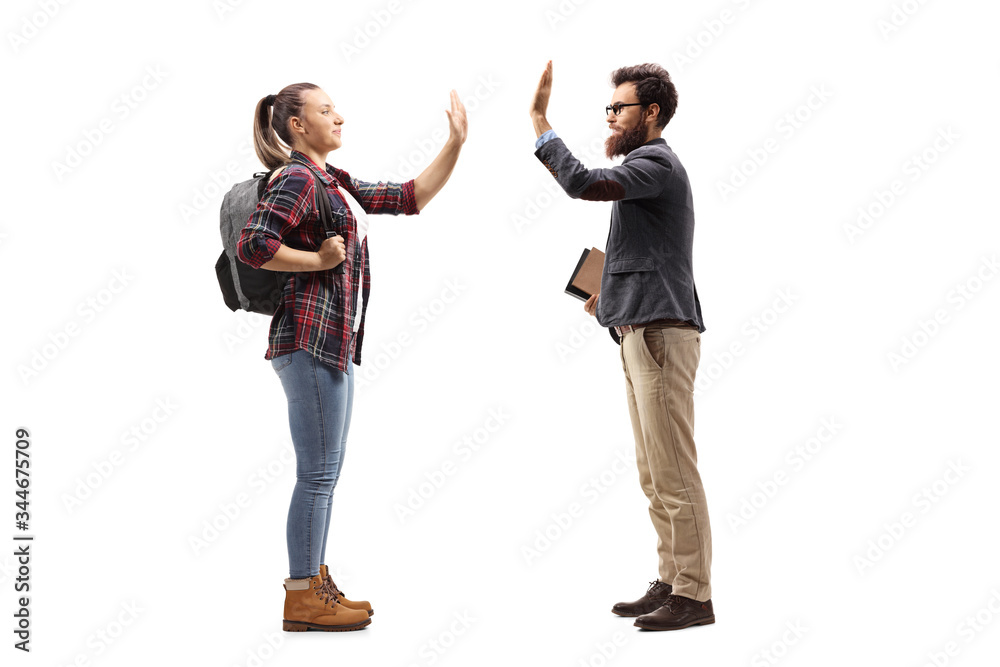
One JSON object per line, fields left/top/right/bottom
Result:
{"left": 289, "top": 149, "right": 336, "bottom": 187}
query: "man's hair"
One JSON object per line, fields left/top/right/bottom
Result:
{"left": 610, "top": 63, "right": 677, "bottom": 129}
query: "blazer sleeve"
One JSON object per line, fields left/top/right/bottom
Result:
{"left": 534, "top": 136, "right": 671, "bottom": 202}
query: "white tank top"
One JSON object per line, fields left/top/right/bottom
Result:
{"left": 336, "top": 185, "right": 369, "bottom": 332}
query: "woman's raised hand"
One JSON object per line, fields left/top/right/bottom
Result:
{"left": 445, "top": 89, "right": 468, "bottom": 145}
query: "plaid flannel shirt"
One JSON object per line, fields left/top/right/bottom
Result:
{"left": 237, "top": 149, "right": 419, "bottom": 373}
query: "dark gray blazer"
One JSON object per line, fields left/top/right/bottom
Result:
{"left": 535, "top": 136, "right": 705, "bottom": 344}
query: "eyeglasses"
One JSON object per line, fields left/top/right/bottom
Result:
{"left": 606, "top": 102, "right": 643, "bottom": 116}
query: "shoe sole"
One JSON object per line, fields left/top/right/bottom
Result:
{"left": 282, "top": 618, "right": 372, "bottom": 632}
{"left": 633, "top": 615, "right": 715, "bottom": 631}
{"left": 611, "top": 608, "right": 644, "bottom": 617}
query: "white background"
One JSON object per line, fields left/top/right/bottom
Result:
{"left": 4, "top": 0, "right": 1000, "bottom": 665}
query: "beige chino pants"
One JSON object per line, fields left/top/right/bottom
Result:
{"left": 620, "top": 323, "right": 713, "bottom": 602}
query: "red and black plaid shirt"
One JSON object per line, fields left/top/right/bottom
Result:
{"left": 237, "top": 149, "right": 419, "bottom": 373}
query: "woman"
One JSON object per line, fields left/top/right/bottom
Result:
{"left": 237, "top": 82, "right": 467, "bottom": 632}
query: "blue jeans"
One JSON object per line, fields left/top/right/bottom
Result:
{"left": 270, "top": 335, "right": 355, "bottom": 579}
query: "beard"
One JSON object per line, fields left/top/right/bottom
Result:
{"left": 605, "top": 113, "right": 651, "bottom": 159}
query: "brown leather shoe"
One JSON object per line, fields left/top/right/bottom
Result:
{"left": 319, "top": 564, "right": 373, "bottom": 616}
{"left": 611, "top": 580, "right": 673, "bottom": 617}
{"left": 282, "top": 574, "right": 371, "bottom": 632}
{"left": 633, "top": 594, "right": 715, "bottom": 631}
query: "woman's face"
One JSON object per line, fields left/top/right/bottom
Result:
{"left": 290, "top": 88, "right": 344, "bottom": 154}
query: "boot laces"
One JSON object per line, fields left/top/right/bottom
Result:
{"left": 327, "top": 577, "right": 345, "bottom": 597}
{"left": 315, "top": 579, "right": 340, "bottom": 606}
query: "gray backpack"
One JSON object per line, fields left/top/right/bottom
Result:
{"left": 215, "top": 160, "right": 342, "bottom": 314}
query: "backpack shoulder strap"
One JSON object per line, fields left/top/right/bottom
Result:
{"left": 286, "top": 160, "right": 345, "bottom": 275}
{"left": 286, "top": 159, "right": 335, "bottom": 235}
{"left": 311, "top": 169, "right": 335, "bottom": 234}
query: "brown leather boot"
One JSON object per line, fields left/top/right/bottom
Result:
{"left": 633, "top": 594, "right": 715, "bottom": 631}
{"left": 611, "top": 580, "right": 673, "bottom": 617}
{"left": 282, "top": 574, "right": 371, "bottom": 632}
{"left": 319, "top": 564, "right": 373, "bottom": 616}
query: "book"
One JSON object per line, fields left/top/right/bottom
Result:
{"left": 565, "top": 247, "right": 604, "bottom": 302}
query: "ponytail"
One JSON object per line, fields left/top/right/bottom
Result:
{"left": 252, "top": 82, "right": 320, "bottom": 170}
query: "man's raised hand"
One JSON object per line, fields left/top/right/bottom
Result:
{"left": 530, "top": 60, "right": 553, "bottom": 120}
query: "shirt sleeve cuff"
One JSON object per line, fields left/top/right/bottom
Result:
{"left": 402, "top": 178, "right": 419, "bottom": 215}
{"left": 535, "top": 129, "right": 558, "bottom": 149}
{"left": 240, "top": 235, "right": 283, "bottom": 269}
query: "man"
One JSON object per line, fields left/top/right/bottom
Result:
{"left": 529, "top": 61, "right": 714, "bottom": 631}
